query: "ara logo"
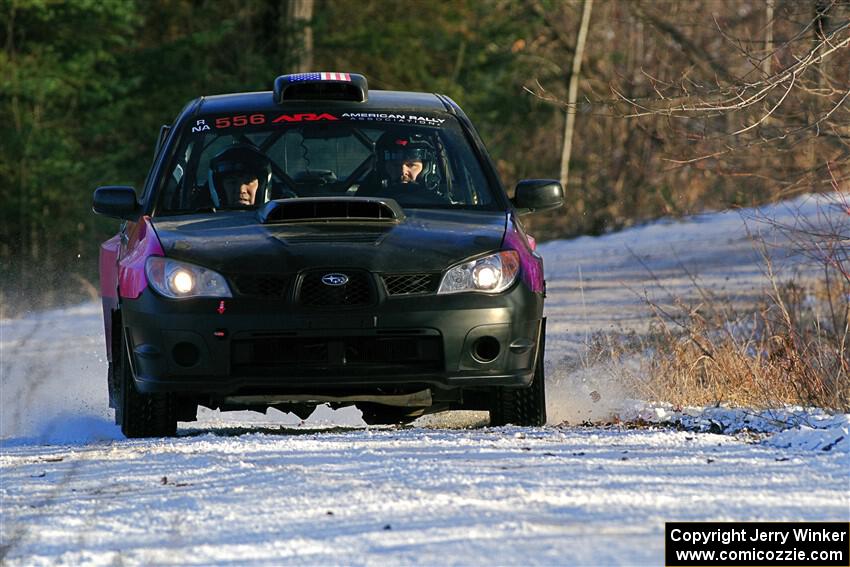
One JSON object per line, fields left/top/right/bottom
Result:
{"left": 192, "top": 119, "right": 211, "bottom": 132}
{"left": 273, "top": 113, "right": 339, "bottom": 123}
{"left": 321, "top": 273, "right": 349, "bottom": 286}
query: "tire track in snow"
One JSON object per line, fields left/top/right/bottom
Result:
{"left": 0, "top": 458, "right": 83, "bottom": 561}
{"left": 1, "top": 319, "right": 46, "bottom": 437}
{"left": 0, "top": 318, "right": 42, "bottom": 385}
{"left": 5, "top": 337, "right": 61, "bottom": 440}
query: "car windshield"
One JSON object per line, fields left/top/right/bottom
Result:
{"left": 156, "top": 111, "right": 499, "bottom": 214}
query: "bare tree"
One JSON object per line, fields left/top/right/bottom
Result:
{"left": 560, "top": 0, "right": 593, "bottom": 189}
{"left": 290, "top": 0, "right": 314, "bottom": 72}
{"left": 763, "top": 0, "right": 775, "bottom": 78}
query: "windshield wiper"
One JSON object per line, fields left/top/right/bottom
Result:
{"left": 158, "top": 206, "right": 219, "bottom": 216}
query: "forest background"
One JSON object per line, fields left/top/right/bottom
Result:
{"left": 1, "top": 0, "right": 848, "bottom": 315}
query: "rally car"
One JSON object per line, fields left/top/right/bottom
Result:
{"left": 93, "top": 72, "right": 563, "bottom": 437}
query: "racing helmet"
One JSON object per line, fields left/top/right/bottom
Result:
{"left": 208, "top": 145, "right": 273, "bottom": 207}
{"left": 375, "top": 131, "right": 440, "bottom": 190}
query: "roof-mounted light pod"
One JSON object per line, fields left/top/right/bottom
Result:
{"left": 274, "top": 72, "right": 368, "bottom": 104}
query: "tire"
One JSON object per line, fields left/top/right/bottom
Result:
{"left": 489, "top": 319, "right": 547, "bottom": 427}
{"left": 116, "top": 329, "right": 177, "bottom": 438}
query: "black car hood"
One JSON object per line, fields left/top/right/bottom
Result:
{"left": 152, "top": 208, "right": 507, "bottom": 275}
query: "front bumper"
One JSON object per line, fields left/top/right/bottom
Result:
{"left": 121, "top": 282, "right": 543, "bottom": 396}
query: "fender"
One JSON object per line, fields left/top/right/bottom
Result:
{"left": 502, "top": 214, "right": 544, "bottom": 294}
{"left": 98, "top": 217, "right": 164, "bottom": 361}
{"left": 118, "top": 217, "right": 165, "bottom": 300}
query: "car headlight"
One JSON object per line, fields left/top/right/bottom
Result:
{"left": 144, "top": 257, "right": 232, "bottom": 299}
{"left": 438, "top": 251, "right": 520, "bottom": 294}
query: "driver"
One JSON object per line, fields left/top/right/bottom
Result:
{"left": 208, "top": 145, "right": 272, "bottom": 207}
{"left": 375, "top": 132, "right": 440, "bottom": 190}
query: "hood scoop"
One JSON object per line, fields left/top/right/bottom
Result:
{"left": 258, "top": 197, "right": 404, "bottom": 224}
{"left": 277, "top": 232, "right": 388, "bottom": 246}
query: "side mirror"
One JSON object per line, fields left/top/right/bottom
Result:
{"left": 513, "top": 179, "right": 564, "bottom": 215}
{"left": 92, "top": 186, "right": 141, "bottom": 221}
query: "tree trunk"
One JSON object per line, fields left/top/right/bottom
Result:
{"left": 808, "top": 0, "right": 830, "bottom": 175}
{"left": 289, "top": 0, "right": 314, "bottom": 73}
{"left": 762, "top": 0, "right": 774, "bottom": 77}
{"left": 559, "top": 0, "right": 593, "bottom": 190}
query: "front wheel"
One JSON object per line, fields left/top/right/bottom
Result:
{"left": 115, "top": 329, "right": 177, "bottom": 438}
{"left": 489, "top": 320, "right": 547, "bottom": 427}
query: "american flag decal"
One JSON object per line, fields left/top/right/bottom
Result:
{"left": 289, "top": 72, "right": 351, "bottom": 82}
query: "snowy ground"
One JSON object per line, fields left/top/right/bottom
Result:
{"left": 1, "top": 194, "right": 848, "bottom": 565}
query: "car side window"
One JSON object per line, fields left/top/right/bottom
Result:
{"left": 443, "top": 130, "right": 493, "bottom": 206}
{"left": 160, "top": 141, "right": 195, "bottom": 210}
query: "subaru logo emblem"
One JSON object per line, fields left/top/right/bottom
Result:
{"left": 321, "top": 273, "right": 348, "bottom": 286}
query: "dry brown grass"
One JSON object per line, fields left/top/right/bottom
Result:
{"left": 589, "top": 189, "right": 850, "bottom": 413}
{"left": 623, "top": 270, "right": 850, "bottom": 411}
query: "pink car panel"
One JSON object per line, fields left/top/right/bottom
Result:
{"left": 118, "top": 217, "right": 164, "bottom": 300}
{"left": 503, "top": 216, "right": 544, "bottom": 294}
{"left": 99, "top": 217, "right": 164, "bottom": 361}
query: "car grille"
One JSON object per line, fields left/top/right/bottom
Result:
{"left": 231, "top": 334, "right": 443, "bottom": 376}
{"left": 297, "top": 270, "right": 374, "bottom": 307}
{"left": 231, "top": 274, "right": 290, "bottom": 298}
{"left": 382, "top": 273, "right": 440, "bottom": 296}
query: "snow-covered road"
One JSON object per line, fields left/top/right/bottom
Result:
{"left": 3, "top": 425, "right": 848, "bottom": 566}
{"left": 2, "top": 194, "right": 848, "bottom": 565}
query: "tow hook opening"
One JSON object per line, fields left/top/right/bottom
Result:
{"left": 172, "top": 342, "right": 200, "bottom": 368}
{"left": 471, "top": 336, "right": 500, "bottom": 363}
